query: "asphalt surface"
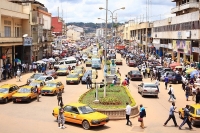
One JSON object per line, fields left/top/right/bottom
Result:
{"left": 0, "top": 54, "right": 200, "bottom": 133}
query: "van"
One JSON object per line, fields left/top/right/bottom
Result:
{"left": 92, "top": 58, "right": 101, "bottom": 69}
{"left": 54, "top": 58, "right": 77, "bottom": 69}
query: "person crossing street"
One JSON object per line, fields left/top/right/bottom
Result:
{"left": 57, "top": 89, "right": 63, "bottom": 106}
{"left": 179, "top": 105, "right": 192, "bottom": 130}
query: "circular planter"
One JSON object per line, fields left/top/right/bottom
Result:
{"left": 94, "top": 105, "right": 139, "bottom": 120}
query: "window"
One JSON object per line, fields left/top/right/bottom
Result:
{"left": 59, "top": 62, "right": 64, "bottom": 65}
{"left": 4, "top": 26, "right": 11, "bottom": 37}
{"left": 190, "top": 106, "right": 195, "bottom": 114}
{"left": 15, "top": 27, "right": 21, "bottom": 37}
{"left": 64, "top": 106, "right": 72, "bottom": 112}
{"left": 9, "top": 87, "right": 15, "bottom": 92}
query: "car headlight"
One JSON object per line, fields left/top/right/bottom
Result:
{"left": 91, "top": 120, "right": 99, "bottom": 124}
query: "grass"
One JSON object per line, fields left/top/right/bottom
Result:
{"left": 79, "top": 86, "right": 136, "bottom": 109}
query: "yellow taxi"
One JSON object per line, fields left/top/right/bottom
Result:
{"left": 41, "top": 81, "right": 64, "bottom": 96}
{"left": 71, "top": 69, "right": 84, "bottom": 78}
{"left": 28, "top": 80, "right": 45, "bottom": 94}
{"left": 12, "top": 86, "right": 37, "bottom": 103}
{"left": 86, "top": 59, "right": 92, "bottom": 67}
{"left": 0, "top": 84, "right": 19, "bottom": 103}
{"left": 179, "top": 104, "right": 200, "bottom": 126}
{"left": 75, "top": 66, "right": 86, "bottom": 73}
{"left": 56, "top": 67, "right": 69, "bottom": 76}
{"left": 66, "top": 73, "right": 81, "bottom": 85}
{"left": 52, "top": 103, "right": 109, "bottom": 130}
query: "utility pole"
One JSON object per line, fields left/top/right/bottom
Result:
{"left": 104, "top": 0, "right": 108, "bottom": 98}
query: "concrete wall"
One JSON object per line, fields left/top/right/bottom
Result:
{"left": 43, "top": 14, "right": 51, "bottom": 30}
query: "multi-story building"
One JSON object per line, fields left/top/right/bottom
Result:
{"left": 152, "top": 0, "right": 200, "bottom": 62}
{"left": 67, "top": 25, "right": 84, "bottom": 41}
{"left": 0, "top": 0, "right": 30, "bottom": 66}
{"left": 52, "top": 17, "right": 66, "bottom": 36}
{"left": 7, "top": 0, "right": 52, "bottom": 62}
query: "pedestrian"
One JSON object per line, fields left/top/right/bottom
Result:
{"left": 57, "top": 89, "right": 63, "bottom": 106}
{"left": 192, "top": 85, "right": 196, "bottom": 101}
{"left": 185, "top": 84, "right": 190, "bottom": 101}
{"left": 34, "top": 85, "right": 40, "bottom": 102}
{"left": 86, "top": 75, "right": 91, "bottom": 89}
{"left": 125, "top": 75, "right": 130, "bottom": 88}
{"left": 0, "top": 67, "right": 3, "bottom": 82}
{"left": 196, "top": 88, "right": 200, "bottom": 104}
{"left": 58, "top": 102, "right": 66, "bottom": 129}
{"left": 164, "top": 74, "right": 169, "bottom": 90}
{"left": 179, "top": 105, "right": 192, "bottom": 130}
{"left": 155, "top": 79, "right": 160, "bottom": 92}
{"left": 163, "top": 102, "right": 178, "bottom": 127}
{"left": 16, "top": 69, "right": 21, "bottom": 81}
{"left": 168, "top": 85, "right": 176, "bottom": 102}
{"left": 125, "top": 102, "right": 132, "bottom": 126}
{"left": 146, "top": 67, "right": 150, "bottom": 78}
{"left": 139, "top": 104, "right": 146, "bottom": 129}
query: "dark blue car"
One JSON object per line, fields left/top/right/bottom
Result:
{"left": 167, "top": 72, "right": 182, "bottom": 83}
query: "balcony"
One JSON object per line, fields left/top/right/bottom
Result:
{"left": 171, "top": 6, "right": 180, "bottom": 13}
{"left": 171, "top": 2, "right": 199, "bottom": 13}
{"left": 0, "top": 37, "right": 22, "bottom": 43}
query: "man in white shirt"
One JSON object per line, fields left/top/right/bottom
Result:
{"left": 168, "top": 85, "right": 176, "bottom": 102}
{"left": 125, "top": 102, "right": 132, "bottom": 126}
{"left": 155, "top": 79, "right": 160, "bottom": 92}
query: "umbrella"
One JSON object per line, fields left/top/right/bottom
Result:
{"left": 170, "top": 62, "right": 181, "bottom": 68}
{"left": 14, "top": 58, "right": 21, "bottom": 63}
{"left": 186, "top": 68, "right": 196, "bottom": 74}
{"left": 36, "top": 60, "right": 46, "bottom": 64}
{"left": 42, "top": 58, "right": 49, "bottom": 62}
{"left": 190, "top": 70, "right": 199, "bottom": 77}
{"left": 175, "top": 66, "right": 183, "bottom": 69}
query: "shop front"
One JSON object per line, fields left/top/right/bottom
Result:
{"left": 192, "top": 47, "right": 199, "bottom": 62}
{"left": 152, "top": 39, "right": 160, "bottom": 56}
{"left": 172, "top": 40, "right": 191, "bottom": 63}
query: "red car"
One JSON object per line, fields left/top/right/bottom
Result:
{"left": 115, "top": 59, "right": 123, "bottom": 65}
{"left": 128, "top": 60, "right": 136, "bottom": 67}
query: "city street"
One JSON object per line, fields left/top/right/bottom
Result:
{"left": 0, "top": 54, "right": 200, "bottom": 133}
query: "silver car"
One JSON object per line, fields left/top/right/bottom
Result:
{"left": 138, "top": 83, "right": 159, "bottom": 98}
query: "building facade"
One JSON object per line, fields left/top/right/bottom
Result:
{"left": 67, "top": 25, "right": 84, "bottom": 41}
{"left": 52, "top": 17, "right": 66, "bottom": 36}
{"left": 0, "top": 0, "right": 30, "bottom": 66}
{"left": 152, "top": 0, "right": 200, "bottom": 62}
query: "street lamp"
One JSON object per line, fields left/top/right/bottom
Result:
{"left": 99, "top": 6, "right": 125, "bottom": 46}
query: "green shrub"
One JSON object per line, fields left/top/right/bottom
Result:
{"left": 99, "top": 96, "right": 121, "bottom": 105}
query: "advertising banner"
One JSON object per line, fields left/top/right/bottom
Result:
{"left": 23, "top": 37, "right": 33, "bottom": 46}
{"left": 184, "top": 41, "right": 191, "bottom": 54}
{"left": 172, "top": 40, "right": 177, "bottom": 51}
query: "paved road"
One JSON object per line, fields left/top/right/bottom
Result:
{"left": 0, "top": 54, "right": 200, "bottom": 133}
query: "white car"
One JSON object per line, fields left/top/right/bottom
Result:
{"left": 36, "top": 76, "right": 54, "bottom": 83}
{"left": 138, "top": 83, "right": 159, "bottom": 98}
{"left": 82, "top": 54, "right": 88, "bottom": 62}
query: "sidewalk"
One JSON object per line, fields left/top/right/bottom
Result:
{"left": 0, "top": 73, "right": 34, "bottom": 87}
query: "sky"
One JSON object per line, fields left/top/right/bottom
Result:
{"left": 39, "top": 0, "right": 175, "bottom": 23}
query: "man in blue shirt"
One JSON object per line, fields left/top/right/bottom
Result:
{"left": 164, "top": 74, "right": 169, "bottom": 90}
{"left": 179, "top": 105, "right": 192, "bottom": 130}
{"left": 164, "top": 102, "right": 178, "bottom": 127}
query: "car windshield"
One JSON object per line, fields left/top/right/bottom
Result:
{"left": 67, "top": 74, "right": 78, "bottom": 78}
{"left": 29, "top": 82, "right": 40, "bottom": 87}
{"left": 31, "top": 74, "right": 42, "bottom": 79}
{"left": 58, "top": 68, "right": 67, "bottom": 71}
{"left": 78, "top": 106, "right": 94, "bottom": 114}
{"left": 144, "top": 84, "right": 157, "bottom": 88}
{"left": 132, "top": 71, "right": 140, "bottom": 74}
{"left": 37, "top": 76, "right": 46, "bottom": 80}
{"left": 197, "top": 109, "right": 200, "bottom": 115}
{"left": 0, "top": 88, "right": 9, "bottom": 93}
{"left": 45, "top": 83, "right": 56, "bottom": 87}
{"left": 17, "top": 88, "right": 31, "bottom": 93}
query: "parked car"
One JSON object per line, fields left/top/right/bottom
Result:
{"left": 179, "top": 104, "right": 200, "bottom": 126}
{"left": 138, "top": 83, "right": 159, "bottom": 97}
{"left": 0, "top": 84, "right": 19, "bottom": 103}
{"left": 82, "top": 54, "right": 88, "bottom": 62}
{"left": 128, "top": 60, "right": 136, "bottom": 67}
{"left": 12, "top": 86, "right": 37, "bottom": 103}
{"left": 27, "top": 73, "right": 44, "bottom": 84}
{"left": 71, "top": 69, "right": 84, "bottom": 78}
{"left": 41, "top": 81, "right": 64, "bottom": 96}
{"left": 128, "top": 70, "right": 143, "bottom": 81}
{"left": 45, "top": 70, "right": 57, "bottom": 79}
{"left": 52, "top": 103, "right": 109, "bottom": 130}
{"left": 28, "top": 80, "right": 45, "bottom": 94}
{"left": 36, "top": 76, "right": 54, "bottom": 83}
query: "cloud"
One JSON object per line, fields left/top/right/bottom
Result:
{"left": 39, "top": 0, "right": 175, "bottom": 23}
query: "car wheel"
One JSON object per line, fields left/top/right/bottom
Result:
{"left": 13, "top": 100, "right": 16, "bottom": 103}
{"left": 191, "top": 119, "right": 195, "bottom": 126}
{"left": 82, "top": 120, "right": 90, "bottom": 130}
{"left": 155, "top": 95, "right": 158, "bottom": 98}
{"left": 141, "top": 92, "right": 144, "bottom": 97}
{"left": 179, "top": 112, "right": 183, "bottom": 119}
{"left": 27, "top": 97, "right": 31, "bottom": 103}
{"left": 42, "top": 94, "right": 44, "bottom": 96}
{"left": 54, "top": 91, "right": 57, "bottom": 96}
{"left": 4, "top": 98, "right": 8, "bottom": 103}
